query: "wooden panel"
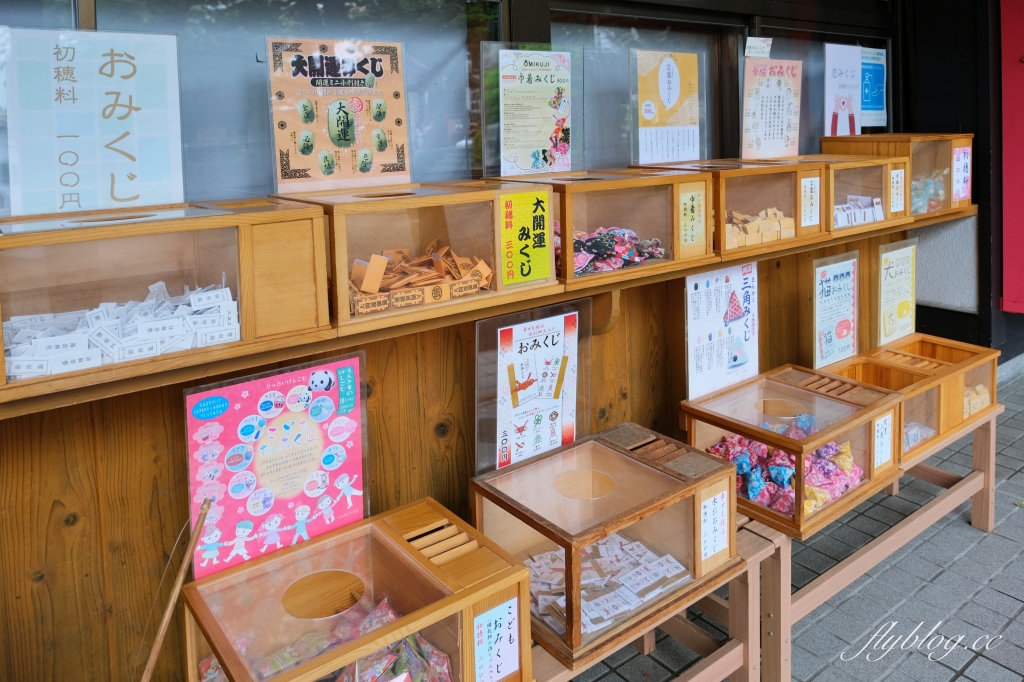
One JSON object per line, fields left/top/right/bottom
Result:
{"left": 251, "top": 220, "right": 321, "bottom": 337}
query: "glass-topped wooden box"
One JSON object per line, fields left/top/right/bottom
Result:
{"left": 680, "top": 364, "right": 902, "bottom": 540}
{"left": 820, "top": 134, "right": 974, "bottom": 217}
{"left": 184, "top": 498, "right": 531, "bottom": 682}
{"left": 866, "top": 333, "right": 1000, "bottom": 450}
{"left": 637, "top": 159, "right": 828, "bottom": 259}
{"left": 278, "top": 183, "right": 557, "bottom": 328}
{"left": 491, "top": 170, "right": 718, "bottom": 290}
{"left": 470, "top": 433, "right": 737, "bottom": 668}
{"left": 0, "top": 198, "right": 331, "bottom": 394}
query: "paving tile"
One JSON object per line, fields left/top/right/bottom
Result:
{"left": 957, "top": 602, "right": 1010, "bottom": 631}
{"left": 601, "top": 646, "right": 638, "bottom": 667}
{"left": 850, "top": 514, "right": 891, "bottom": 537}
{"left": 898, "top": 486, "right": 937, "bottom": 505}
{"left": 865, "top": 505, "right": 908, "bottom": 526}
{"left": 912, "top": 541, "right": 965, "bottom": 567}
{"left": 915, "top": 583, "right": 970, "bottom": 610}
{"left": 881, "top": 496, "right": 923, "bottom": 516}
{"left": 647, "top": 637, "right": 699, "bottom": 674}
{"left": 798, "top": 626, "right": 849, "bottom": 660}
{"left": 831, "top": 523, "right": 874, "bottom": 548}
{"left": 893, "top": 555, "right": 943, "bottom": 581}
{"left": 972, "top": 585, "right": 1024, "bottom": 617}
{"left": 810, "top": 666, "right": 867, "bottom": 682}
{"left": 828, "top": 648, "right": 903, "bottom": 681}
{"left": 837, "top": 593, "right": 896, "bottom": 626}
{"left": 794, "top": 547, "right": 839, "bottom": 573}
{"left": 793, "top": 562, "right": 818, "bottom": 589}
{"left": 572, "top": 663, "right": 610, "bottom": 682}
{"left": 817, "top": 609, "right": 876, "bottom": 644}
{"left": 983, "top": 640, "right": 1024, "bottom": 677}
{"left": 792, "top": 646, "right": 828, "bottom": 681}
{"left": 990, "top": 574, "right": 1024, "bottom": 601}
{"left": 809, "top": 535, "right": 858, "bottom": 562}
{"left": 964, "top": 655, "right": 1023, "bottom": 682}
{"left": 614, "top": 653, "right": 671, "bottom": 682}
{"left": 894, "top": 652, "right": 958, "bottom": 682}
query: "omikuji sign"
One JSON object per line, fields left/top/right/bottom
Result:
{"left": 1, "top": 27, "right": 184, "bottom": 216}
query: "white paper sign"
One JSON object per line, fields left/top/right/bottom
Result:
{"left": 890, "top": 169, "right": 905, "bottom": 213}
{"left": 686, "top": 262, "right": 759, "bottom": 399}
{"left": 879, "top": 241, "right": 916, "bottom": 344}
{"left": 474, "top": 598, "right": 519, "bottom": 682}
{"left": 814, "top": 255, "right": 858, "bottom": 368}
{"left": 495, "top": 312, "right": 578, "bottom": 468}
{"left": 1, "top": 27, "right": 184, "bottom": 216}
{"left": 700, "top": 490, "right": 729, "bottom": 560}
{"left": 744, "top": 37, "right": 773, "bottom": 59}
{"left": 953, "top": 146, "right": 972, "bottom": 201}
{"left": 874, "top": 413, "right": 893, "bottom": 468}
{"left": 801, "top": 177, "right": 821, "bottom": 227}
{"left": 823, "top": 44, "right": 861, "bottom": 136}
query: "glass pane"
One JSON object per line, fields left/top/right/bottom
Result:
{"left": 0, "top": 0, "right": 74, "bottom": 29}
{"left": 832, "top": 165, "right": 886, "bottom": 229}
{"left": 699, "top": 378, "right": 857, "bottom": 434}
{"left": 551, "top": 13, "right": 724, "bottom": 167}
{"left": 485, "top": 440, "right": 682, "bottom": 534}
{"left": 95, "top": 0, "right": 501, "bottom": 200}
{"left": 194, "top": 525, "right": 451, "bottom": 681}
{"left": 911, "top": 140, "right": 952, "bottom": 214}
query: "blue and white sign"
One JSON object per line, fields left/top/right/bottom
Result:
{"left": 861, "top": 48, "right": 887, "bottom": 127}
{"left": 0, "top": 27, "right": 184, "bottom": 216}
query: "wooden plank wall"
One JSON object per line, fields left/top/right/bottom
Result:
{"left": 0, "top": 232, "right": 904, "bottom": 682}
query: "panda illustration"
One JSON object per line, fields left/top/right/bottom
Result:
{"left": 309, "top": 370, "right": 336, "bottom": 392}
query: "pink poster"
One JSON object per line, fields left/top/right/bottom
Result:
{"left": 186, "top": 354, "right": 366, "bottom": 579}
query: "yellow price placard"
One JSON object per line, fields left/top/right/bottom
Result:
{"left": 499, "top": 191, "right": 551, "bottom": 286}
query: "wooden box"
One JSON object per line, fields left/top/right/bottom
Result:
{"left": 279, "top": 183, "right": 558, "bottom": 329}
{"left": 184, "top": 498, "right": 532, "bottom": 682}
{"left": 767, "top": 155, "right": 913, "bottom": 236}
{"left": 0, "top": 198, "right": 330, "bottom": 391}
{"left": 820, "top": 134, "right": 974, "bottom": 217}
{"left": 492, "top": 170, "right": 718, "bottom": 290}
{"left": 639, "top": 159, "right": 828, "bottom": 259}
{"left": 866, "top": 333, "right": 1000, "bottom": 443}
{"left": 470, "top": 433, "right": 738, "bottom": 668}
{"left": 680, "top": 364, "right": 903, "bottom": 540}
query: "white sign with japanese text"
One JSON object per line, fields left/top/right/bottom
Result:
{"left": 495, "top": 312, "right": 578, "bottom": 469}
{"left": 813, "top": 253, "right": 858, "bottom": 369}
{"left": 685, "top": 262, "right": 759, "bottom": 399}
{"left": 474, "top": 598, "right": 519, "bottom": 682}
{"left": 874, "top": 412, "right": 893, "bottom": 468}
{"left": 953, "top": 146, "right": 972, "bottom": 201}
{"left": 700, "top": 490, "right": 729, "bottom": 560}
{"left": 823, "top": 44, "right": 861, "bottom": 136}
{"left": 890, "top": 169, "right": 905, "bottom": 213}
{"left": 1, "top": 27, "right": 184, "bottom": 216}
{"left": 801, "top": 176, "right": 820, "bottom": 227}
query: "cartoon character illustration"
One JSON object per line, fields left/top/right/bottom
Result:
{"left": 516, "top": 374, "right": 538, "bottom": 392}
{"left": 259, "top": 514, "right": 285, "bottom": 553}
{"left": 198, "top": 525, "right": 223, "bottom": 567}
{"left": 193, "top": 422, "right": 224, "bottom": 445}
{"left": 224, "top": 520, "right": 256, "bottom": 563}
{"left": 513, "top": 422, "right": 528, "bottom": 435}
{"left": 289, "top": 505, "right": 316, "bottom": 545}
{"left": 196, "top": 460, "right": 224, "bottom": 484}
{"left": 192, "top": 441, "right": 224, "bottom": 464}
{"left": 309, "top": 370, "right": 335, "bottom": 392}
{"left": 193, "top": 479, "right": 227, "bottom": 505}
{"left": 333, "top": 474, "right": 364, "bottom": 510}
{"left": 317, "top": 494, "right": 337, "bottom": 524}
{"left": 203, "top": 503, "right": 225, "bottom": 527}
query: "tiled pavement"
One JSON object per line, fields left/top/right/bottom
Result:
{"left": 573, "top": 374, "right": 1024, "bottom": 681}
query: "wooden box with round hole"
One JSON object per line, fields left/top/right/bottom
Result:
{"left": 277, "top": 183, "right": 561, "bottom": 333}
{"left": 679, "top": 364, "right": 903, "bottom": 540}
{"left": 635, "top": 159, "right": 830, "bottom": 260}
{"left": 469, "top": 432, "right": 738, "bottom": 669}
{"left": 479, "top": 170, "right": 718, "bottom": 290}
{"left": 183, "top": 497, "right": 533, "bottom": 682}
{"left": 0, "top": 197, "right": 332, "bottom": 401}
{"left": 855, "top": 333, "right": 1000, "bottom": 456}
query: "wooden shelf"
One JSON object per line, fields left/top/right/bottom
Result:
{"left": 0, "top": 205, "right": 980, "bottom": 421}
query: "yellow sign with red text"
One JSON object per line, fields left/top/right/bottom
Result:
{"left": 500, "top": 191, "right": 551, "bottom": 286}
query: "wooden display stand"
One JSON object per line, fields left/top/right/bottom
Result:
{"left": 491, "top": 170, "right": 719, "bottom": 290}
{"left": 0, "top": 197, "right": 332, "bottom": 401}
{"left": 278, "top": 183, "right": 562, "bottom": 336}
{"left": 743, "top": 408, "right": 1000, "bottom": 681}
{"left": 830, "top": 334, "right": 999, "bottom": 464}
{"left": 636, "top": 159, "right": 829, "bottom": 259}
{"left": 183, "top": 497, "right": 532, "bottom": 682}
{"left": 769, "top": 155, "right": 913, "bottom": 237}
{"left": 470, "top": 432, "right": 739, "bottom": 669}
{"left": 820, "top": 133, "right": 974, "bottom": 218}
{"left": 681, "top": 364, "right": 903, "bottom": 540}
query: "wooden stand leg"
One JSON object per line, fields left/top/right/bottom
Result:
{"left": 760, "top": 538, "right": 792, "bottom": 682}
{"left": 184, "top": 609, "right": 200, "bottom": 682}
{"left": 728, "top": 570, "right": 760, "bottom": 682}
{"left": 629, "top": 629, "right": 656, "bottom": 656}
{"left": 972, "top": 416, "right": 997, "bottom": 532}
{"left": 886, "top": 478, "right": 900, "bottom": 496}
